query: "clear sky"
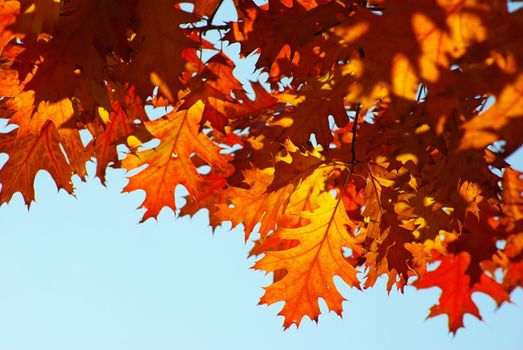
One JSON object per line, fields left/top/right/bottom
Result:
{"left": 0, "top": 154, "right": 522, "bottom": 350}
{"left": 0, "top": 1, "right": 522, "bottom": 349}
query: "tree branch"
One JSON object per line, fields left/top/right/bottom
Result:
{"left": 350, "top": 104, "right": 361, "bottom": 173}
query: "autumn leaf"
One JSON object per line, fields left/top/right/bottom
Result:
{"left": 226, "top": 0, "right": 349, "bottom": 70}
{"left": 19, "top": 0, "right": 131, "bottom": 104}
{"left": 122, "top": 101, "right": 230, "bottom": 221}
{"left": 126, "top": 0, "right": 199, "bottom": 102}
{"left": 255, "top": 193, "right": 363, "bottom": 329}
{"left": 415, "top": 252, "right": 510, "bottom": 334}
{"left": 460, "top": 75, "right": 523, "bottom": 151}
{"left": 267, "top": 150, "right": 324, "bottom": 192}
{"left": 0, "top": 119, "right": 73, "bottom": 204}
{"left": 501, "top": 168, "right": 523, "bottom": 235}
{"left": 0, "top": 0, "right": 18, "bottom": 53}
{"left": 11, "top": 0, "right": 60, "bottom": 38}
{"left": 193, "top": 0, "right": 222, "bottom": 18}
{"left": 217, "top": 167, "right": 292, "bottom": 239}
{"left": 90, "top": 84, "right": 149, "bottom": 183}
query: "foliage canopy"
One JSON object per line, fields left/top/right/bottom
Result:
{"left": 0, "top": 0, "right": 522, "bottom": 333}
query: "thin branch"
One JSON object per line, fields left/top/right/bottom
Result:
{"left": 193, "top": 24, "right": 230, "bottom": 32}
{"left": 208, "top": 0, "right": 226, "bottom": 25}
{"left": 416, "top": 84, "right": 425, "bottom": 102}
{"left": 350, "top": 104, "right": 361, "bottom": 173}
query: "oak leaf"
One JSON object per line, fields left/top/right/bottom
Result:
{"left": 122, "top": 101, "right": 230, "bottom": 221}
{"left": 0, "top": 119, "right": 73, "bottom": 204}
{"left": 217, "top": 168, "right": 292, "bottom": 239}
{"left": 255, "top": 193, "right": 363, "bottom": 328}
{"left": 415, "top": 252, "right": 510, "bottom": 334}
{"left": 126, "top": 0, "right": 199, "bottom": 102}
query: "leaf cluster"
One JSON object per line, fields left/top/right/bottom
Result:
{"left": 0, "top": 0, "right": 522, "bottom": 333}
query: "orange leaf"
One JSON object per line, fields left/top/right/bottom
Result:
{"left": 414, "top": 252, "right": 480, "bottom": 334}
{"left": 255, "top": 193, "right": 362, "bottom": 329}
{"left": 217, "top": 168, "right": 292, "bottom": 239}
{"left": 0, "top": 119, "right": 73, "bottom": 205}
{"left": 122, "top": 101, "right": 230, "bottom": 221}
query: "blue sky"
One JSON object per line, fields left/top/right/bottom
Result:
{"left": 0, "top": 155, "right": 521, "bottom": 350}
{"left": 0, "top": 1, "right": 523, "bottom": 349}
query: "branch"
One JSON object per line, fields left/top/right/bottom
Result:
{"left": 208, "top": 0, "right": 226, "bottom": 25}
{"left": 350, "top": 104, "right": 361, "bottom": 173}
{"left": 192, "top": 24, "right": 230, "bottom": 32}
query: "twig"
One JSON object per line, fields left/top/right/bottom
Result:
{"left": 193, "top": 24, "right": 230, "bottom": 32}
{"left": 208, "top": 0, "right": 226, "bottom": 25}
{"left": 350, "top": 104, "right": 361, "bottom": 173}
